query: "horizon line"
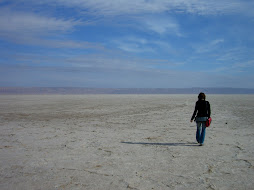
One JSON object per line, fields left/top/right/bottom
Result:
{"left": 1, "top": 87, "right": 254, "bottom": 95}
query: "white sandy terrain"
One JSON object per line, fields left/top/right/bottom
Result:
{"left": 0, "top": 95, "right": 254, "bottom": 190}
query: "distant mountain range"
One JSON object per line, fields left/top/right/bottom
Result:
{"left": 1, "top": 87, "right": 254, "bottom": 94}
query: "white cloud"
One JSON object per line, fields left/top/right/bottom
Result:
{"left": 0, "top": 8, "right": 105, "bottom": 49}
{"left": 110, "top": 35, "right": 181, "bottom": 57}
{"left": 194, "top": 39, "right": 224, "bottom": 53}
{"left": 232, "top": 60, "right": 254, "bottom": 70}
{"left": 27, "top": 0, "right": 253, "bottom": 16}
{"left": 0, "top": 9, "right": 80, "bottom": 37}
{"left": 139, "top": 15, "right": 182, "bottom": 36}
{"left": 3, "top": 50, "right": 180, "bottom": 74}
{"left": 169, "top": 0, "right": 246, "bottom": 15}
{"left": 7, "top": 0, "right": 253, "bottom": 17}
{"left": 112, "top": 37, "right": 155, "bottom": 53}
{"left": 215, "top": 47, "right": 254, "bottom": 72}
{"left": 211, "top": 39, "right": 224, "bottom": 46}
{"left": 45, "top": 0, "right": 169, "bottom": 15}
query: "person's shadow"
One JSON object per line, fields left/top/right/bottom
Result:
{"left": 121, "top": 141, "right": 199, "bottom": 147}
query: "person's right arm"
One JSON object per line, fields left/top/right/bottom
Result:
{"left": 207, "top": 102, "right": 211, "bottom": 118}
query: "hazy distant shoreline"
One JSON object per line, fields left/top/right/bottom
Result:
{"left": 1, "top": 87, "right": 254, "bottom": 95}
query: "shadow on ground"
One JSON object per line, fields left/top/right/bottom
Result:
{"left": 121, "top": 141, "right": 199, "bottom": 147}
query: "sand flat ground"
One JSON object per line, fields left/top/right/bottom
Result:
{"left": 0, "top": 95, "right": 254, "bottom": 190}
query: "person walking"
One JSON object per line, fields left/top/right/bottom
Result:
{"left": 190, "top": 92, "right": 211, "bottom": 146}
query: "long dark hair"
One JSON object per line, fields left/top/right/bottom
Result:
{"left": 198, "top": 92, "right": 206, "bottom": 100}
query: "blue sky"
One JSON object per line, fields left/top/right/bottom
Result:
{"left": 0, "top": 0, "right": 254, "bottom": 88}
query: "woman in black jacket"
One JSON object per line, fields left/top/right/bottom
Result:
{"left": 190, "top": 92, "right": 211, "bottom": 146}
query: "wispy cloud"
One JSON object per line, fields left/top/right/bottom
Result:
{"left": 0, "top": 8, "right": 104, "bottom": 50}
{"left": 112, "top": 37, "right": 154, "bottom": 53}
{"left": 213, "top": 59, "right": 254, "bottom": 74}
{"left": 64, "top": 53, "right": 179, "bottom": 72}
{"left": 0, "top": 50, "right": 181, "bottom": 74}
{"left": 194, "top": 39, "right": 224, "bottom": 53}
{"left": 24, "top": 0, "right": 253, "bottom": 16}
{"left": 0, "top": 9, "right": 79, "bottom": 36}
{"left": 1, "top": 0, "right": 254, "bottom": 88}
{"left": 139, "top": 15, "right": 182, "bottom": 36}
{"left": 7, "top": 0, "right": 253, "bottom": 17}
{"left": 110, "top": 36, "right": 179, "bottom": 56}
{"left": 232, "top": 60, "right": 254, "bottom": 70}
{"left": 3, "top": 61, "right": 252, "bottom": 88}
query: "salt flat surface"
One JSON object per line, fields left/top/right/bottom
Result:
{"left": 0, "top": 95, "right": 254, "bottom": 190}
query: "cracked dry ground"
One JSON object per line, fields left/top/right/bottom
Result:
{"left": 1, "top": 95, "right": 254, "bottom": 190}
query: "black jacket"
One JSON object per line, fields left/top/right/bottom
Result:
{"left": 191, "top": 100, "right": 211, "bottom": 121}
